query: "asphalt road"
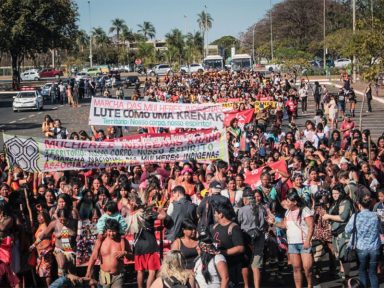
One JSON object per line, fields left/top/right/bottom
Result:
{"left": 0, "top": 87, "right": 137, "bottom": 146}
{"left": 295, "top": 83, "right": 384, "bottom": 142}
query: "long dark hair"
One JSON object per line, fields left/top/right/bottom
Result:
{"left": 198, "top": 231, "right": 218, "bottom": 284}
{"left": 286, "top": 188, "right": 305, "bottom": 220}
{"left": 330, "top": 184, "right": 349, "bottom": 216}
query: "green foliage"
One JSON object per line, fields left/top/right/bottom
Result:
{"left": 211, "top": 36, "right": 239, "bottom": 59}
{"left": 165, "top": 29, "right": 185, "bottom": 65}
{"left": 136, "top": 42, "right": 155, "bottom": 65}
{"left": 185, "top": 32, "right": 204, "bottom": 63}
{"left": 0, "top": 0, "right": 78, "bottom": 76}
{"left": 137, "top": 21, "right": 156, "bottom": 40}
{"left": 197, "top": 11, "right": 213, "bottom": 31}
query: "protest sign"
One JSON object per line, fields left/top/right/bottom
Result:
{"left": 244, "top": 159, "right": 288, "bottom": 189}
{"left": 224, "top": 109, "right": 254, "bottom": 127}
{"left": 3, "top": 130, "right": 228, "bottom": 172}
{"left": 218, "top": 98, "right": 243, "bottom": 112}
{"left": 254, "top": 101, "right": 278, "bottom": 111}
{"left": 89, "top": 98, "right": 224, "bottom": 129}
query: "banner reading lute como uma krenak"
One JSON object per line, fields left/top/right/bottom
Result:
{"left": 3, "top": 130, "right": 228, "bottom": 172}
{"left": 89, "top": 98, "right": 224, "bottom": 129}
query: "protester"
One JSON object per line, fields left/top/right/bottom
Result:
{"left": 150, "top": 250, "right": 191, "bottom": 288}
{"left": 345, "top": 193, "right": 381, "bottom": 288}
{"left": 268, "top": 190, "right": 314, "bottom": 288}
{"left": 1, "top": 69, "right": 383, "bottom": 288}
{"left": 194, "top": 230, "right": 229, "bottom": 288}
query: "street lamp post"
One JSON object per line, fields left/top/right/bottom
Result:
{"left": 252, "top": 25, "right": 256, "bottom": 66}
{"left": 205, "top": 5, "right": 208, "bottom": 57}
{"left": 88, "top": 0, "right": 93, "bottom": 67}
{"left": 323, "top": 0, "right": 326, "bottom": 71}
{"left": 270, "top": 0, "right": 274, "bottom": 62}
{"left": 352, "top": 0, "right": 356, "bottom": 82}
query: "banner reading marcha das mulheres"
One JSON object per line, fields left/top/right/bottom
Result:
{"left": 89, "top": 98, "right": 224, "bottom": 129}
{"left": 3, "top": 130, "right": 228, "bottom": 172}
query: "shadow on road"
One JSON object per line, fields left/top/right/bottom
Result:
{"left": 0, "top": 123, "right": 41, "bottom": 130}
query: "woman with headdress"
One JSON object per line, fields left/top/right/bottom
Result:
{"left": 193, "top": 231, "right": 229, "bottom": 288}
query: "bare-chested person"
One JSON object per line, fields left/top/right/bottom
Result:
{"left": 86, "top": 218, "right": 131, "bottom": 288}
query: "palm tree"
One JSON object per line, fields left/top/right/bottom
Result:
{"left": 76, "top": 30, "right": 89, "bottom": 53}
{"left": 137, "top": 21, "right": 156, "bottom": 40}
{"left": 197, "top": 11, "right": 213, "bottom": 55}
{"left": 197, "top": 11, "right": 213, "bottom": 31}
{"left": 92, "top": 27, "right": 110, "bottom": 47}
{"left": 165, "top": 29, "right": 185, "bottom": 65}
{"left": 137, "top": 42, "right": 155, "bottom": 65}
{"left": 109, "top": 18, "right": 126, "bottom": 44}
{"left": 120, "top": 25, "right": 135, "bottom": 44}
{"left": 186, "top": 31, "right": 204, "bottom": 62}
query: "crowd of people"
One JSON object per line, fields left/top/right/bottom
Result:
{"left": 1, "top": 69, "right": 384, "bottom": 288}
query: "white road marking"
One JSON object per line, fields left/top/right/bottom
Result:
{"left": 29, "top": 114, "right": 35, "bottom": 118}
{"left": 38, "top": 112, "right": 43, "bottom": 114}
{"left": 9, "top": 121, "right": 15, "bottom": 124}
{"left": 18, "top": 118, "right": 26, "bottom": 121}
{"left": 52, "top": 106, "right": 58, "bottom": 109}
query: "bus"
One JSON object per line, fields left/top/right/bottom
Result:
{"left": 203, "top": 55, "right": 224, "bottom": 71}
{"left": 231, "top": 54, "right": 252, "bottom": 71}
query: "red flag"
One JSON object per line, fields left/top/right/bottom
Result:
{"left": 224, "top": 109, "right": 254, "bottom": 127}
{"left": 244, "top": 159, "right": 288, "bottom": 189}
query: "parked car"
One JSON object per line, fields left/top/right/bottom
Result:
{"left": 334, "top": 58, "right": 352, "bottom": 68}
{"left": 147, "top": 64, "right": 173, "bottom": 76}
{"left": 123, "top": 75, "right": 140, "bottom": 88}
{"left": 83, "top": 67, "right": 100, "bottom": 77}
{"left": 75, "top": 72, "right": 89, "bottom": 82}
{"left": 13, "top": 90, "right": 44, "bottom": 112}
{"left": 265, "top": 63, "right": 284, "bottom": 72}
{"left": 39, "top": 68, "right": 63, "bottom": 78}
{"left": 119, "top": 65, "right": 132, "bottom": 72}
{"left": 180, "top": 63, "right": 204, "bottom": 74}
{"left": 20, "top": 71, "right": 40, "bottom": 81}
{"left": 40, "top": 83, "right": 54, "bottom": 101}
{"left": 22, "top": 68, "right": 40, "bottom": 74}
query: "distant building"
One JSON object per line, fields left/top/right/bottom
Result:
{"left": 124, "top": 39, "right": 168, "bottom": 51}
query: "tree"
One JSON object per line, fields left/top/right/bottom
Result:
{"left": 137, "top": 21, "right": 156, "bottom": 40}
{"left": 211, "top": 36, "right": 239, "bottom": 59}
{"left": 92, "top": 28, "right": 110, "bottom": 47}
{"left": 240, "top": 0, "right": 351, "bottom": 60}
{"left": 185, "top": 32, "right": 204, "bottom": 63}
{"left": 137, "top": 42, "right": 155, "bottom": 65}
{"left": 0, "top": 0, "right": 78, "bottom": 86}
{"left": 76, "top": 30, "right": 89, "bottom": 53}
{"left": 197, "top": 11, "right": 213, "bottom": 32}
{"left": 197, "top": 10, "right": 213, "bottom": 54}
{"left": 165, "top": 29, "right": 185, "bottom": 65}
{"left": 109, "top": 18, "right": 126, "bottom": 44}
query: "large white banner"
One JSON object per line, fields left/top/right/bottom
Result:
{"left": 89, "top": 98, "right": 224, "bottom": 129}
{"left": 3, "top": 130, "right": 228, "bottom": 172}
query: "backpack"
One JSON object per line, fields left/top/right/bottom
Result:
{"left": 163, "top": 277, "right": 189, "bottom": 288}
{"left": 212, "top": 222, "right": 238, "bottom": 236}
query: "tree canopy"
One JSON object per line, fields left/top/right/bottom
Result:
{"left": 0, "top": 0, "right": 78, "bottom": 82}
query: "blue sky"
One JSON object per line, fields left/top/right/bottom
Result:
{"left": 75, "top": 0, "right": 278, "bottom": 41}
